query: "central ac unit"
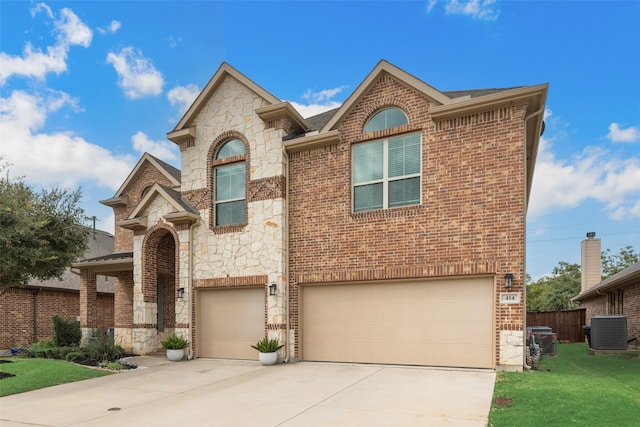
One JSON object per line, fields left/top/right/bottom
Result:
{"left": 590, "top": 315, "right": 627, "bottom": 350}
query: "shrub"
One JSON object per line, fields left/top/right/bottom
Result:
{"left": 85, "top": 333, "right": 124, "bottom": 363}
{"left": 20, "top": 339, "right": 57, "bottom": 358}
{"left": 53, "top": 315, "right": 81, "bottom": 347}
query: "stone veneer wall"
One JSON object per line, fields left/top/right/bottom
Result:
{"left": 127, "top": 75, "right": 288, "bottom": 356}
{"left": 288, "top": 72, "right": 528, "bottom": 369}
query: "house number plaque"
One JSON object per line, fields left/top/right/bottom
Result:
{"left": 500, "top": 292, "right": 521, "bottom": 304}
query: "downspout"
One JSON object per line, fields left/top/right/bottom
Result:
{"left": 283, "top": 146, "right": 291, "bottom": 363}
{"left": 522, "top": 105, "right": 545, "bottom": 370}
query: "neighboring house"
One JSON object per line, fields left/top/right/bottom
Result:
{"left": 0, "top": 229, "right": 115, "bottom": 350}
{"left": 73, "top": 60, "right": 547, "bottom": 370}
{"left": 572, "top": 233, "right": 640, "bottom": 348}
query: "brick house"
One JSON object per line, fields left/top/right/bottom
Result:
{"left": 74, "top": 60, "right": 547, "bottom": 370}
{"left": 572, "top": 234, "right": 640, "bottom": 348}
{"left": 1, "top": 229, "right": 115, "bottom": 350}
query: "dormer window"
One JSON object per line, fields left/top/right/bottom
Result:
{"left": 363, "top": 107, "right": 408, "bottom": 133}
{"left": 214, "top": 139, "right": 246, "bottom": 226}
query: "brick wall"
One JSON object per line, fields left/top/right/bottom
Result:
{"left": 580, "top": 281, "right": 639, "bottom": 344}
{"left": 113, "top": 161, "right": 178, "bottom": 252}
{"left": 288, "top": 73, "right": 528, "bottom": 362}
{"left": 624, "top": 282, "right": 640, "bottom": 343}
{"left": 0, "top": 287, "right": 113, "bottom": 349}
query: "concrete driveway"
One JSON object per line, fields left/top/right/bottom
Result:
{"left": 0, "top": 357, "right": 496, "bottom": 426}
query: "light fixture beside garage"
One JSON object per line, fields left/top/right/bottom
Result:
{"left": 504, "top": 273, "right": 513, "bottom": 289}
{"left": 177, "top": 287, "right": 185, "bottom": 299}
{"left": 269, "top": 283, "right": 277, "bottom": 296}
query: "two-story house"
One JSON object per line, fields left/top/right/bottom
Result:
{"left": 74, "top": 60, "right": 547, "bottom": 370}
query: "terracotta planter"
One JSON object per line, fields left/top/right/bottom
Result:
{"left": 167, "top": 349, "right": 185, "bottom": 361}
{"left": 258, "top": 351, "right": 277, "bottom": 365}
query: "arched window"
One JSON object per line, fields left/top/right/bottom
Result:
{"left": 354, "top": 107, "right": 420, "bottom": 212}
{"left": 214, "top": 139, "right": 246, "bottom": 226}
{"left": 363, "top": 107, "right": 408, "bottom": 133}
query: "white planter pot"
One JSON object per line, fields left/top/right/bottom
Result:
{"left": 166, "top": 349, "right": 185, "bottom": 361}
{"left": 258, "top": 352, "right": 278, "bottom": 365}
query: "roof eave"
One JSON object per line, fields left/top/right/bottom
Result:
{"left": 284, "top": 130, "right": 341, "bottom": 153}
{"left": 167, "top": 127, "right": 196, "bottom": 145}
{"left": 163, "top": 211, "right": 199, "bottom": 226}
{"left": 256, "top": 102, "right": 311, "bottom": 134}
{"left": 430, "top": 84, "right": 549, "bottom": 119}
{"left": 173, "top": 62, "right": 281, "bottom": 132}
{"left": 320, "top": 60, "right": 452, "bottom": 133}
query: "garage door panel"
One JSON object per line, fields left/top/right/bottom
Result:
{"left": 198, "top": 287, "right": 264, "bottom": 360}
{"left": 302, "top": 278, "right": 494, "bottom": 369}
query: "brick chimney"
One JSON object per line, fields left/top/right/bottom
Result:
{"left": 581, "top": 232, "right": 601, "bottom": 292}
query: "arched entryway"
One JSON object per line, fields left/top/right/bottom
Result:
{"left": 142, "top": 226, "right": 179, "bottom": 340}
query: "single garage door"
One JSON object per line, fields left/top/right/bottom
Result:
{"left": 301, "top": 277, "right": 494, "bottom": 368}
{"left": 197, "top": 287, "right": 265, "bottom": 359}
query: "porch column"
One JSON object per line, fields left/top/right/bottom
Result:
{"left": 114, "top": 271, "right": 134, "bottom": 352}
{"left": 79, "top": 269, "right": 97, "bottom": 344}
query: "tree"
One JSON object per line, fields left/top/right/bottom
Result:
{"left": 601, "top": 246, "right": 639, "bottom": 278}
{"left": 0, "top": 166, "right": 88, "bottom": 288}
{"left": 526, "top": 261, "right": 581, "bottom": 311}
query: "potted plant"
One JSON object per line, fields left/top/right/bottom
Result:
{"left": 160, "top": 333, "right": 189, "bottom": 361}
{"left": 251, "top": 337, "right": 283, "bottom": 365}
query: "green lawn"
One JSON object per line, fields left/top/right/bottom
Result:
{"left": 489, "top": 343, "right": 640, "bottom": 426}
{"left": 0, "top": 357, "right": 112, "bottom": 397}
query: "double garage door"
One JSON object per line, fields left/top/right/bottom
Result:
{"left": 301, "top": 277, "right": 494, "bottom": 369}
{"left": 196, "top": 278, "right": 494, "bottom": 368}
{"left": 197, "top": 287, "right": 264, "bottom": 360}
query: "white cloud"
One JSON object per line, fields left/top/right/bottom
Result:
{"left": 131, "top": 131, "right": 178, "bottom": 162}
{"left": 302, "top": 86, "right": 348, "bottom": 104}
{"left": 167, "top": 84, "right": 200, "bottom": 116}
{"left": 0, "top": 4, "right": 92, "bottom": 85}
{"left": 57, "top": 8, "right": 92, "bottom": 47}
{"left": 427, "top": 0, "right": 500, "bottom": 21}
{"left": 529, "top": 136, "right": 640, "bottom": 220}
{"left": 98, "top": 20, "right": 122, "bottom": 35}
{"left": 289, "top": 86, "right": 346, "bottom": 118}
{"left": 606, "top": 123, "right": 640, "bottom": 143}
{"left": 106, "top": 47, "right": 164, "bottom": 99}
{"left": 0, "top": 90, "right": 134, "bottom": 190}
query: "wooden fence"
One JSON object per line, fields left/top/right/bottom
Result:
{"left": 526, "top": 308, "right": 586, "bottom": 343}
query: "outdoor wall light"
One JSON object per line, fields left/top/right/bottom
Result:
{"left": 177, "top": 287, "right": 185, "bottom": 299}
{"left": 504, "top": 273, "right": 513, "bottom": 289}
{"left": 269, "top": 283, "right": 277, "bottom": 296}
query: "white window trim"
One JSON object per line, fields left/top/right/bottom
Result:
{"left": 352, "top": 132, "right": 422, "bottom": 212}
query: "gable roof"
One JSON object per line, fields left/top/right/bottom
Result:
{"left": 102, "top": 153, "right": 181, "bottom": 205}
{"left": 572, "top": 261, "right": 640, "bottom": 302}
{"left": 172, "top": 62, "right": 281, "bottom": 132}
{"left": 115, "top": 183, "right": 199, "bottom": 231}
{"left": 127, "top": 183, "right": 198, "bottom": 220}
{"left": 320, "top": 60, "right": 452, "bottom": 132}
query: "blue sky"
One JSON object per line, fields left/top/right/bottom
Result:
{"left": 1, "top": 0, "right": 639, "bottom": 279}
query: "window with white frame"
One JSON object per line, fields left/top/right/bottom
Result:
{"left": 364, "top": 107, "right": 408, "bottom": 133}
{"left": 214, "top": 139, "right": 246, "bottom": 226}
{"left": 352, "top": 132, "right": 421, "bottom": 212}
